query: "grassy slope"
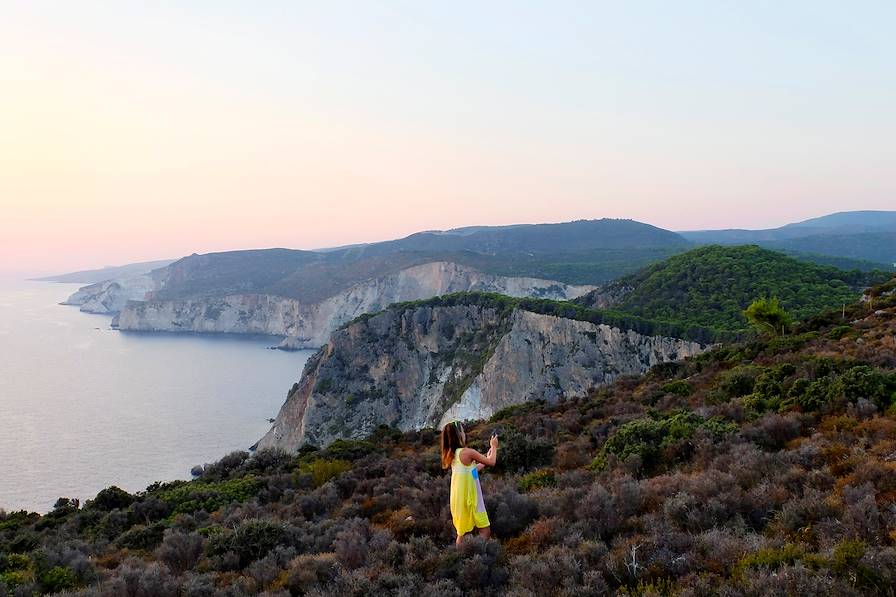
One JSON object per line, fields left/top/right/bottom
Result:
{"left": 3, "top": 278, "right": 896, "bottom": 595}
{"left": 577, "top": 245, "right": 886, "bottom": 334}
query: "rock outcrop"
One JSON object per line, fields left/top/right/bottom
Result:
{"left": 110, "top": 262, "right": 594, "bottom": 348}
{"left": 61, "top": 275, "right": 159, "bottom": 314}
{"left": 256, "top": 299, "right": 706, "bottom": 451}
{"left": 574, "top": 283, "right": 634, "bottom": 309}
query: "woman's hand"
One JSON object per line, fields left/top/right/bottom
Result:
{"left": 489, "top": 434, "right": 499, "bottom": 451}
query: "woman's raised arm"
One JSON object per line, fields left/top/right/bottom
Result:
{"left": 461, "top": 435, "right": 499, "bottom": 467}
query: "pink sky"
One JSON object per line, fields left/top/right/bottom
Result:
{"left": 2, "top": 3, "right": 893, "bottom": 276}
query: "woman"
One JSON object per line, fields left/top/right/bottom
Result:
{"left": 441, "top": 420, "right": 499, "bottom": 545}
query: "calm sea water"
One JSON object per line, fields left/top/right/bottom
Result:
{"left": 0, "top": 279, "right": 312, "bottom": 513}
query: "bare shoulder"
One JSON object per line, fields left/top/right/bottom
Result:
{"left": 458, "top": 447, "right": 477, "bottom": 466}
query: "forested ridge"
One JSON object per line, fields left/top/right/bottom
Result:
{"left": 2, "top": 275, "right": 896, "bottom": 595}
{"left": 576, "top": 245, "right": 887, "bottom": 334}
{"left": 151, "top": 220, "right": 689, "bottom": 303}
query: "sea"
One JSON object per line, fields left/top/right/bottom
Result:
{"left": 0, "top": 279, "right": 313, "bottom": 513}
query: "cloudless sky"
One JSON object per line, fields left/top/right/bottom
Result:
{"left": 1, "top": 1, "right": 894, "bottom": 275}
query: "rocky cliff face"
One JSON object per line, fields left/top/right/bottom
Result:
{"left": 574, "top": 282, "right": 633, "bottom": 309}
{"left": 111, "top": 262, "right": 594, "bottom": 348}
{"left": 256, "top": 301, "right": 706, "bottom": 451}
{"left": 61, "top": 275, "right": 159, "bottom": 314}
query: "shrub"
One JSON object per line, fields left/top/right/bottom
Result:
{"left": 828, "top": 325, "right": 853, "bottom": 340}
{"left": 553, "top": 440, "right": 590, "bottom": 470}
{"left": 333, "top": 518, "right": 371, "bottom": 570}
{"left": 206, "top": 519, "right": 295, "bottom": 568}
{"left": 518, "top": 469, "right": 556, "bottom": 492}
{"left": 495, "top": 429, "right": 554, "bottom": 473}
{"left": 153, "top": 477, "right": 263, "bottom": 515}
{"left": 829, "top": 539, "right": 885, "bottom": 591}
{"left": 198, "top": 450, "right": 250, "bottom": 481}
{"left": 180, "top": 572, "right": 216, "bottom": 596}
{"left": 296, "top": 443, "right": 320, "bottom": 459}
{"left": 247, "top": 546, "right": 294, "bottom": 590}
{"left": 835, "top": 366, "right": 895, "bottom": 408}
{"left": 661, "top": 380, "right": 692, "bottom": 397}
{"left": 114, "top": 560, "right": 180, "bottom": 597}
{"left": 453, "top": 536, "right": 508, "bottom": 591}
{"left": 733, "top": 543, "right": 809, "bottom": 578}
{"left": 38, "top": 565, "right": 79, "bottom": 593}
{"left": 93, "top": 509, "right": 131, "bottom": 541}
{"left": 242, "top": 448, "right": 294, "bottom": 476}
{"left": 0, "top": 554, "right": 33, "bottom": 591}
{"left": 116, "top": 523, "right": 167, "bottom": 551}
{"left": 591, "top": 411, "right": 733, "bottom": 472}
{"left": 716, "top": 366, "right": 761, "bottom": 400}
{"left": 485, "top": 486, "right": 538, "bottom": 538}
{"left": 87, "top": 486, "right": 135, "bottom": 511}
{"left": 132, "top": 496, "right": 172, "bottom": 523}
{"left": 316, "top": 439, "right": 376, "bottom": 462}
{"left": 745, "top": 363, "right": 798, "bottom": 412}
{"left": 156, "top": 529, "right": 204, "bottom": 574}
{"left": 508, "top": 543, "right": 600, "bottom": 595}
{"left": 4, "top": 531, "right": 39, "bottom": 553}
{"left": 285, "top": 553, "right": 339, "bottom": 595}
{"left": 701, "top": 416, "right": 739, "bottom": 437}
{"left": 300, "top": 459, "right": 352, "bottom": 488}
{"left": 743, "top": 412, "right": 803, "bottom": 450}
{"left": 0, "top": 510, "right": 39, "bottom": 532}
{"left": 489, "top": 401, "right": 543, "bottom": 422}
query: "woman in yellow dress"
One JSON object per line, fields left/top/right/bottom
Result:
{"left": 440, "top": 420, "right": 499, "bottom": 545}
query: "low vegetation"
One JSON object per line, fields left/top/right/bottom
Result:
{"left": 2, "top": 277, "right": 895, "bottom": 595}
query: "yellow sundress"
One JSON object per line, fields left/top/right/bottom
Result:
{"left": 450, "top": 447, "right": 490, "bottom": 534}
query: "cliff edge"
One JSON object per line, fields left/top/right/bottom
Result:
{"left": 257, "top": 295, "right": 706, "bottom": 450}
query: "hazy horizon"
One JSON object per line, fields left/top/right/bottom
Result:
{"left": 3, "top": 2, "right": 894, "bottom": 276}
{"left": 5, "top": 209, "right": 893, "bottom": 279}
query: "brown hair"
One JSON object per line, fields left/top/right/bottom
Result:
{"left": 440, "top": 420, "right": 465, "bottom": 469}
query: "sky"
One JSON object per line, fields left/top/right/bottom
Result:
{"left": 1, "top": 1, "right": 894, "bottom": 276}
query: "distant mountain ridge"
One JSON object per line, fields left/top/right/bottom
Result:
{"left": 781, "top": 210, "right": 896, "bottom": 230}
{"left": 124, "top": 219, "right": 689, "bottom": 304}
{"left": 33, "top": 259, "right": 176, "bottom": 284}
{"left": 340, "top": 218, "right": 688, "bottom": 257}
{"left": 680, "top": 210, "right": 896, "bottom": 266}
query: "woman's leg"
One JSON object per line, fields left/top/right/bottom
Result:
{"left": 478, "top": 526, "right": 491, "bottom": 540}
{"left": 455, "top": 533, "right": 464, "bottom": 546}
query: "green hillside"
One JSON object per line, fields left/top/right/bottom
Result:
{"left": 576, "top": 245, "right": 886, "bottom": 333}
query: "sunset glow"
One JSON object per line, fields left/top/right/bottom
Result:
{"left": 2, "top": 1, "right": 894, "bottom": 275}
